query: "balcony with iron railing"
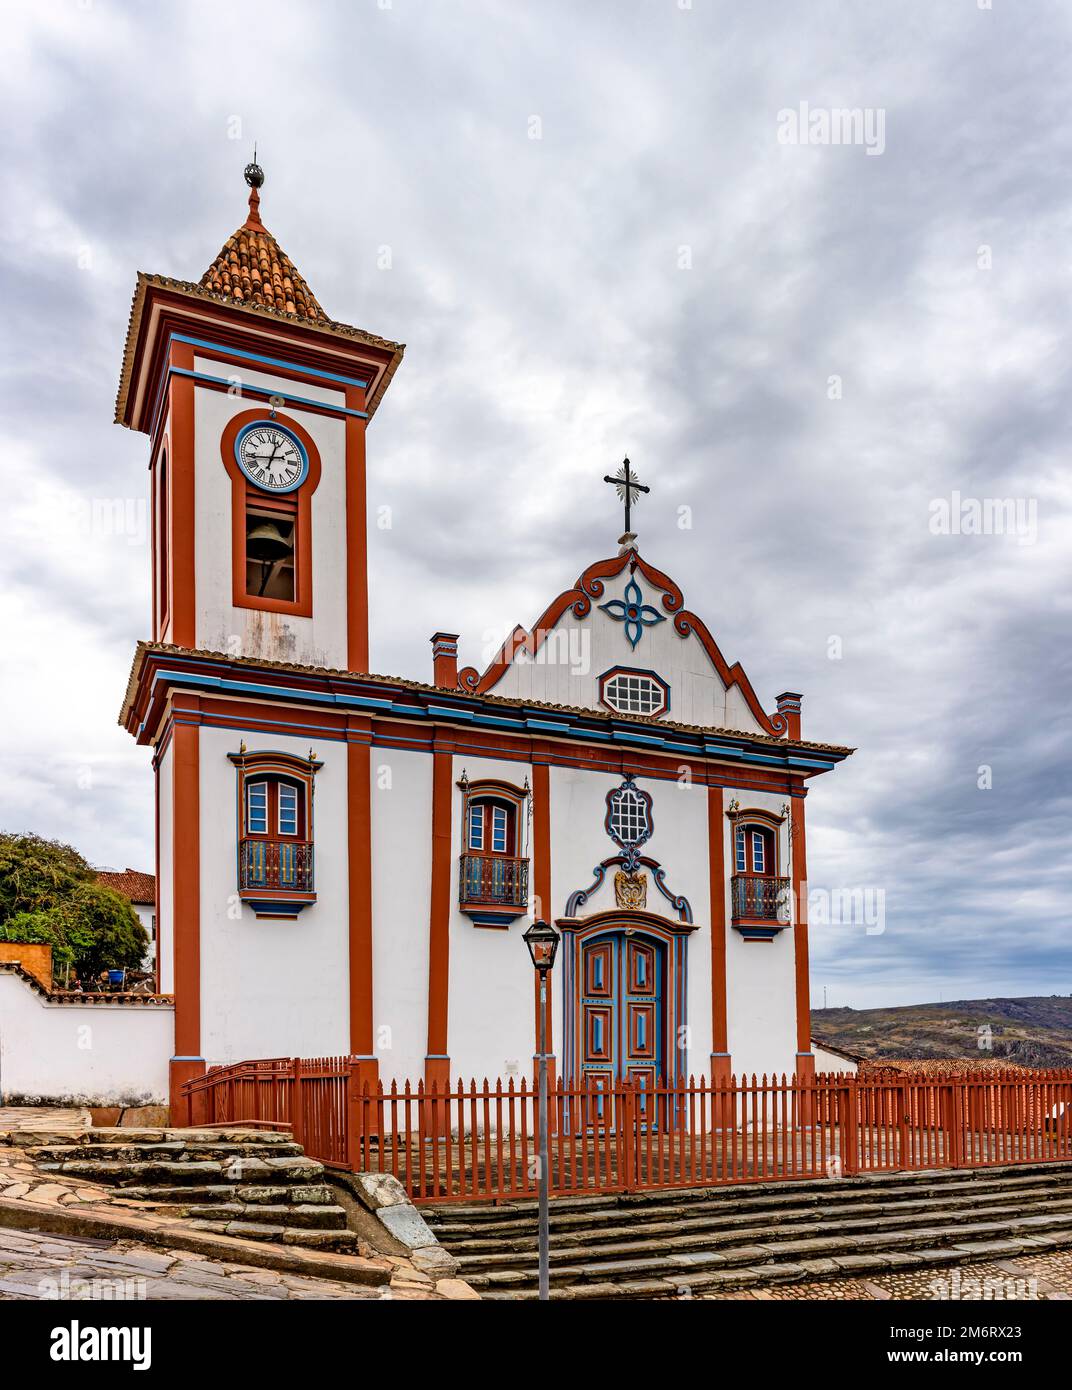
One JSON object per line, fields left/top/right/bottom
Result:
{"left": 239, "top": 839, "right": 315, "bottom": 910}
{"left": 730, "top": 874, "right": 791, "bottom": 940}
{"left": 459, "top": 853, "right": 529, "bottom": 926}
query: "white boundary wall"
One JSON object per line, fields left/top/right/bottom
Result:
{"left": 0, "top": 971, "right": 173, "bottom": 1105}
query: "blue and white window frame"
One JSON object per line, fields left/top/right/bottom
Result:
{"left": 598, "top": 666, "right": 671, "bottom": 720}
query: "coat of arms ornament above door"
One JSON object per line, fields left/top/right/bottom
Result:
{"left": 614, "top": 870, "right": 648, "bottom": 909}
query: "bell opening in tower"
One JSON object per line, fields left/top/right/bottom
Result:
{"left": 245, "top": 498, "right": 296, "bottom": 602}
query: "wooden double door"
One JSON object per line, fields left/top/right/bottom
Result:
{"left": 580, "top": 931, "right": 666, "bottom": 1118}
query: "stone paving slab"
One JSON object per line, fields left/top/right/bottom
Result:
{"left": 0, "top": 1108, "right": 92, "bottom": 1134}
{"left": 0, "top": 1225, "right": 400, "bottom": 1300}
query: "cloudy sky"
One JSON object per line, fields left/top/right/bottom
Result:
{"left": 2, "top": 1, "right": 1069, "bottom": 1009}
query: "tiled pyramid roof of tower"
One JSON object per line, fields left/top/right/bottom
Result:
{"left": 199, "top": 183, "right": 327, "bottom": 321}
{"left": 113, "top": 169, "right": 405, "bottom": 429}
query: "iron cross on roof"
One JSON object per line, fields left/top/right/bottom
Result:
{"left": 603, "top": 457, "right": 650, "bottom": 536}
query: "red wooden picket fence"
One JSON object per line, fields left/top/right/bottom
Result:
{"left": 181, "top": 1060, "right": 1072, "bottom": 1205}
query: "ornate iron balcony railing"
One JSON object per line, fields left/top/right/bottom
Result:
{"left": 240, "top": 839, "right": 314, "bottom": 893}
{"left": 459, "top": 853, "right": 529, "bottom": 908}
{"left": 731, "top": 874, "right": 791, "bottom": 922}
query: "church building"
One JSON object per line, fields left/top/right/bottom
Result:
{"left": 115, "top": 163, "right": 853, "bottom": 1115}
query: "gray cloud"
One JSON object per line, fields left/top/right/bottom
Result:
{"left": 2, "top": 0, "right": 1069, "bottom": 1006}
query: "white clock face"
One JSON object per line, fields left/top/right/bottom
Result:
{"left": 237, "top": 424, "right": 307, "bottom": 492}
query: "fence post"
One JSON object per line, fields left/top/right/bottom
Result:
{"left": 346, "top": 1058, "right": 361, "bottom": 1172}
{"left": 897, "top": 1082, "right": 910, "bottom": 1169}
{"left": 622, "top": 1080, "right": 637, "bottom": 1192}
{"left": 949, "top": 1082, "right": 966, "bottom": 1168}
{"left": 841, "top": 1075, "right": 859, "bottom": 1176}
{"left": 289, "top": 1058, "right": 305, "bottom": 1149}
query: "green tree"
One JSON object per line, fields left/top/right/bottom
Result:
{"left": 0, "top": 834, "right": 148, "bottom": 982}
{"left": 0, "top": 833, "right": 91, "bottom": 917}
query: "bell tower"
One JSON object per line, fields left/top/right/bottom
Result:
{"left": 115, "top": 158, "right": 404, "bottom": 672}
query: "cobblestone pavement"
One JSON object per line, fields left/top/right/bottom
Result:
{"left": 0, "top": 1226, "right": 462, "bottom": 1301}
{"left": 708, "top": 1250, "right": 1072, "bottom": 1300}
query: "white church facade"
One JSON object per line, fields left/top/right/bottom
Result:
{"left": 114, "top": 163, "right": 852, "bottom": 1115}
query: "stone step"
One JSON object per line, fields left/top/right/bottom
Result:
{"left": 117, "top": 1182, "right": 337, "bottom": 1206}
{"left": 31, "top": 1141, "right": 305, "bottom": 1163}
{"left": 442, "top": 1185, "right": 1072, "bottom": 1254}
{"left": 457, "top": 1210, "right": 1072, "bottom": 1291}
{"left": 478, "top": 1232, "right": 1072, "bottom": 1300}
{"left": 181, "top": 1202, "right": 349, "bottom": 1229}
{"left": 426, "top": 1165, "right": 1072, "bottom": 1235}
{"left": 186, "top": 1218, "right": 359, "bottom": 1251}
{"left": 454, "top": 1197, "right": 1072, "bottom": 1273}
{"left": 36, "top": 1156, "right": 326, "bottom": 1185}
{"left": 85, "top": 1128, "right": 297, "bottom": 1146}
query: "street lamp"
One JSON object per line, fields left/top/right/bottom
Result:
{"left": 522, "top": 918, "right": 560, "bottom": 1302}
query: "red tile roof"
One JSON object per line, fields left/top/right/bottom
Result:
{"left": 199, "top": 186, "right": 326, "bottom": 321}
{"left": 858, "top": 1057, "right": 1037, "bottom": 1078}
{"left": 96, "top": 868, "right": 155, "bottom": 905}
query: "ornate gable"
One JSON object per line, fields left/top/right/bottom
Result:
{"left": 456, "top": 546, "right": 791, "bottom": 737}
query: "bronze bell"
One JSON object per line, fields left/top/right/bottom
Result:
{"left": 246, "top": 521, "right": 293, "bottom": 562}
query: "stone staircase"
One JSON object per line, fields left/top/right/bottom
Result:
{"left": 426, "top": 1161, "right": 1072, "bottom": 1299}
{"left": 27, "top": 1127, "right": 357, "bottom": 1252}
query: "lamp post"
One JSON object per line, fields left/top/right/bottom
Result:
{"left": 522, "top": 918, "right": 560, "bottom": 1302}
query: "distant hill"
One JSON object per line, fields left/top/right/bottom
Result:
{"left": 812, "top": 997, "right": 1072, "bottom": 1070}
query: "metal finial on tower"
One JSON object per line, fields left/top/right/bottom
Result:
{"left": 242, "top": 147, "right": 265, "bottom": 229}
{"left": 244, "top": 145, "right": 264, "bottom": 189}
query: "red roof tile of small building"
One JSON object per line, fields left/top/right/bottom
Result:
{"left": 96, "top": 868, "right": 155, "bottom": 905}
{"left": 857, "top": 1057, "right": 1037, "bottom": 1077}
{"left": 199, "top": 184, "right": 326, "bottom": 321}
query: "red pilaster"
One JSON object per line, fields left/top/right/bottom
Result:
{"left": 425, "top": 741, "right": 454, "bottom": 1088}
{"left": 531, "top": 756, "right": 556, "bottom": 1090}
{"left": 166, "top": 340, "right": 197, "bottom": 649}
{"left": 707, "top": 786, "right": 732, "bottom": 1081}
{"left": 791, "top": 794, "right": 815, "bottom": 1078}
{"left": 168, "top": 707, "right": 204, "bottom": 1118}
{"left": 347, "top": 721, "right": 378, "bottom": 1087}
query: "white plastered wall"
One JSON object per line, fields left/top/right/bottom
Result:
{"left": 813, "top": 1043, "right": 857, "bottom": 1075}
{"left": 445, "top": 753, "right": 536, "bottom": 1084}
{"left": 192, "top": 363, "right": 348, "bottom": 668}
{"left": 156, "top": 746, "right": 174, "bottom": 995}
{"left": 371, "top": 744, "right": 434, "bottom": 1085}
{"left": 549, "top": 763, "right": 714, "bottom": 1081}
{"left": 0, "top": 973, "right": 172, "bottom": 1105}
{"left": 197, "top": 722, "right": 350, "bottom": 1064}
{"left": 719, "top": 785, "right": 800, "bottom": 1080}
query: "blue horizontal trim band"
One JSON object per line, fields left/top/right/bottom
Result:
{"left": 145, "top": 663, "right": 845, "bottom": 773}
{"left": 169, "top": 367, "right": 369, "bottom": 419}
{"left": 471, "top": 713, "right": 528, "bottom": 730}
{"left": 615, "top": 730, "right": 668, "bottom": 747}
{"left": 427, "top": 704, "right": 475, "bottom": 722}
{"left": 172, "top": 332, "right": 369, "bottom": 389}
